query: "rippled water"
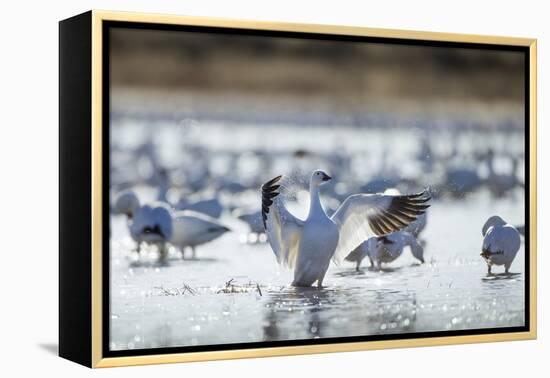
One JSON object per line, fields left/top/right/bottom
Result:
{"left": 109, "top": 190, "right": 525, "bottom": 351}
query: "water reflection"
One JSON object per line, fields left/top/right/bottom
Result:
{"left": 262, "top": 286, "right": 419, "bottom": 341}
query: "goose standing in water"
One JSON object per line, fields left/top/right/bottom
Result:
{"left": 262, "top": 170, "right": 430, "bottom": 287}
{"left": 113, "top": 190, "right": 228, "bottom": 260}
{"left": 130, "top": 203, "right": 173, "bottom": 261}
{"left": 345, "top": 231, "right": 425, "bottom": 271}
{"left": 485, "top": 150, "right": 523, "bottom": 198}
{"left": 113, "top": 190, "right": 173, "bottom": 260}
{"left": 481, "top": 215, "right": 521, "bottom": 274}
{"left": 113, "top": 190, "right": 143, "bottom": 251}
{"left": 233, "top": 208, "right": 264, "bottom": 235}
{"left": 171, "top": 210, "right": 230, "bottom": 259}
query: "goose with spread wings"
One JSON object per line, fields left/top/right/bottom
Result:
{"left": 261, "top": 170, "right": 431, "bottom": 287}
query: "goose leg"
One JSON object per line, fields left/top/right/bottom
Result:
{"left": 356, "top": 260, "right": 361, "bottom": 272}
{"left": 180, "top": 247, "right": 190, "bottom": 260}
{"left": 487, "top": 264, "right": 492, "bottom": 275}
{"left": 191, "top": 246, "right": 197, "bottom": 260}
{"left": 368, "top": 256, "right": 374, "bottom": 269}
{"left": 505, "top": 263, "right": 511, "bottom": 274}
{"left": 317, "top": 271, "right": 326, "bottom": 289}
{"left": 159, "top": 243, "right": 167, "bottom": 263}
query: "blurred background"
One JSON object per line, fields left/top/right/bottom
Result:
{"left": 110, "top": 27, "right": 525, "bottom": 207}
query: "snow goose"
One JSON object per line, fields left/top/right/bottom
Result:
{"left": 481, "top": 215, "right": 521, "bottom": 274}
{"left": 345, "top": 231, "right": 424, "bottom": 271}
{"left": 261, "top": 170, "right": 430, "bottom": 287}
{"left": 384, "top": 188, "right": 428, "bottom": 237}
{"left": 130, "top": 202, "right": 173, "bottom": 260}
{"left": 113, "top": 190, "right": 140, "bottom": 219}
{"left": 233, "top": 208, "right": 264, "bottom": 234}
{"left": 112, "top": 190, "right": 142, "bottom": 250}
{"left": 444, "top": 166, "right": 482, "bottom": 196}
{"left": 485, "top": 151, "right": 523, "bottom": 197}
{"left": 170, "top": 210, "right": 230, "bottom": 259}
{"left": 176, "top": 197, "right": 223, "bottom": 219}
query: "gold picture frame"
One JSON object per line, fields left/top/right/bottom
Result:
{"left": 59, "top": 10, "right": 537, "bottom": 368}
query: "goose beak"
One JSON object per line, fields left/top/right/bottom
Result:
{"left": 322, "top": 173, "right": 332, "bottom": 182}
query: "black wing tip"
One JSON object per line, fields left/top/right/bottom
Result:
{"left": 261, "top": 175, "right": 283, "bottom": 229}
{"left": 369, "top": 189, "right": 432, "bottom": 236}
{"left": 262, "top": 175, "right": 282, "bottom": 190}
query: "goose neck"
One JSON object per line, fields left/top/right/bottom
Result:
{"left": 308, "top": 184, "right": 324, "bottom": 218}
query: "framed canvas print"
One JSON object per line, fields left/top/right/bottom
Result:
{"left": 59, "top": 10, "right": 537, "bottom": 368}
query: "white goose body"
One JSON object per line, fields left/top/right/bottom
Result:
{"left": 346, "top": 231, "right": 424, "bottom": 270}
{"left": 293, "top": 184, "right": 339, "bottom": 287}
{"left": 113, "top": 190, "right": 228, "bottom": 259}
{"left": 262, "top": 170, "right": 430, "bottom": 287}
{"left": 481, "top": 215, "right": 521, "bottom": 274}
{"left": 170, "top": 210, "right": 230, "bottom": 258}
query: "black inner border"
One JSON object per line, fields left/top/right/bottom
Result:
{"left": 102, "top": 20, "right": 531, "bottom": 359}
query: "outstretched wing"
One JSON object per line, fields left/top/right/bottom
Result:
{"left": 331, "top": 190, "right": 430, "bottom": 264}
{"left": 262, "top": 175, "right": 304, "bottom": 268}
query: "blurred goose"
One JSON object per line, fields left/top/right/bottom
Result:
{"left": 112, "top": 190, "right": 142, "bottom": 251}
{"left": 405, "top": 212, "right": 427, "bottom": 237}
{"left": 233, "top": 208, "right": 264, "bottom": 234}
{"left": 485, "top": 150, "right": 522, "bottom": 197}
{"left": 130, "top": 203, "right": 173, "bottom": 260}
{"left": 171, "top": 210, "right": 230, "bottom": 259}
{"left": 113, "top": 190, "right": 140, "bottom": 219}
{"left": 261, "top": 170, "right": 430, "bottom": 287}
{"left": 515, "top": 224, "right": 526, "bottom": 237}
{"left": 345, "top": 231, "right": 424, "bottom": 271}
{"left": 176, "top": 197, "right": 223, "bottom": 218}
{"left": 444, "top": 166, "right": 482, "bottom": 196}
{"left": 481, "top": 215, "right": 521, "bottom": 274}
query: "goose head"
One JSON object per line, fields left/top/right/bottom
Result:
{"left": 113, "top": 190, "right": 140, "bottom": 219}
{"left": 310, "top": 170, "right": 332, "bottom": 187}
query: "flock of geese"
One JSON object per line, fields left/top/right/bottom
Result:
{"left": 113, "top": 169, "right": 523, "bottom": 287}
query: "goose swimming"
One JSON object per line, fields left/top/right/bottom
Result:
{"left": 345, "top": 231, "right": 424, "bottom": 271}
{"left": 261, "top": 170, "right": 431, "bottom": 287}
{"left": 481, "top": 215, "right": 521, "bottom": 274}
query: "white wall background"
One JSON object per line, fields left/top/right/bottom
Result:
{"left": 0, "top": 0, "right": 546, "bottom": 376}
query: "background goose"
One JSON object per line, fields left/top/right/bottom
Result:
{"left": 176, "top": 197, "right": 224, "bottom": 219}
{"left": 170, "top": 210, "right": 231, "bottom": 259}
{"left": 233, "top": 208, "right": 264, "bottom": 235}
{"left": 345, "top": 231, "right": 424, "bottom": 271}
{"left": 113, "top": 190, "right": 141, "bottom": 219}
{"left": 262, "top": 170, "right": 430, "bottom": 287}
{"left": 481, "top": 215, "right": 521, "bottom": 274}
{"left": 485, "top": 150, "right": 523, "bottom": 198}
{"left": 130, "top": 202, "right": 173, "bottom": 261}
{"left": 112, "top": 190, "right": 143, "bottom": 251}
